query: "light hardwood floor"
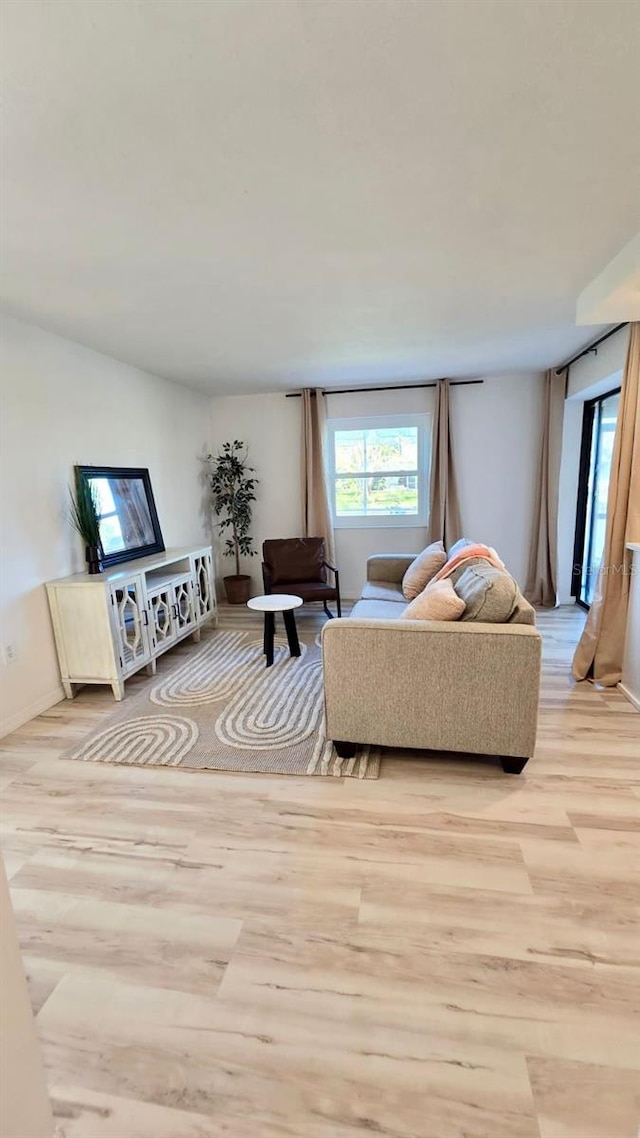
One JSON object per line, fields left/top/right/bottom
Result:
{"left": 1, "top": 605, "right": 639, "bottom": 1138}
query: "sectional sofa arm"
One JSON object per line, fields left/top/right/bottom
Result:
{"left": 321, "top": 619, "right": 542, "bottom": 761}
{"left": 366, "top": 554, "right": 417, "bottom": 584}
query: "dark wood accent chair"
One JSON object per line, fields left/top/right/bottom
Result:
{"left": 262, "top": 538, "right": 341, "bottom": 618}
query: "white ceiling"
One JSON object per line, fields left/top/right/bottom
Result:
{"left": 2, "top": 0, "right": 639, "bottom": 395}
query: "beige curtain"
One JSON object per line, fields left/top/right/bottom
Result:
{"left": 428, "top": 379, "right": 462, "bottom": 549}
{"left": 524, "top": 368, "right": 567, "bottom": 606}
{"left": 573, "top": 323, "right": 640, "bottom": 685}
{"left": 301, "top": 388, "right": 335, "bottom": 563}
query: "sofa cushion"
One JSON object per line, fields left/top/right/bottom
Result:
{"left": 350, "top": 598, "right": 408, "bottom": 620}
{"left": 401, "top": 541, "right": 446, "bottom": 600}
{"left": 360, "top": 580, "right": 406, "bottom": 603}
{"left": 447, "top": 556, "right": 489, "bottom": 586}
{"left": 402, "top": 578, "right": 465, "bottom": 622}
{"left": 454, "top": 563, "right": 518, "bottom": 623}
{"left": 508, "top": 592, "right": 536, "bottom": 626}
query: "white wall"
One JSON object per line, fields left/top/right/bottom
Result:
{"left": 207, "top": 392, "right": 304, "bottom": 588}
{"left": 0, "top": 316, "right": 211, "bottom": 736}
{"left": 209, "top": 373, "right": 544, "bottom": 598}
{"left": 556, "top": 325, "right": 629, "bottom": 603}
{"left": 450, "top": 374, "right": 543, "bottom": 586}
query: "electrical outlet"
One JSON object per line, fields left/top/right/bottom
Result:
{"left": 3, "top": 643, "right": 18, "bottom": 664}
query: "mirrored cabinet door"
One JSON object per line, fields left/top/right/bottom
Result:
{"left": 192, "top": 551, "right": 214, "bottom": 620}
{"left": 109, "top": 577, "right": 152, "bottom": 674}
{"left": 171, "top": 577, "right": 196, "bottom": 635}
{"left": 148, "top": 585, "right": 176, "bottom": 651}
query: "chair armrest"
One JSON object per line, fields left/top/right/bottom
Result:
{"left": 322, "top": 560, "right": 338, "bottom": 575}
{"left": 261, "top": 563, "right": 272, "bottom": 593}
{"left": 366, "top": 554, "right": 417, "bottom": 583}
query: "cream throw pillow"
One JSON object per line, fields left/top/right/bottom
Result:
{"left": 402, "top": 578, "right": 465, "bottom": 621}
{"left": 402, "top": 540, "right": 446, "bottom": 600}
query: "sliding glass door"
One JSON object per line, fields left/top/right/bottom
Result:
{"left": 572, "top": 389, "right": 620, "bottom": 607}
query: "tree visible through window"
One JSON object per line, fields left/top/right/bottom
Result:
{"left": 328, "top": 414, "right": 429, "bottom": 527}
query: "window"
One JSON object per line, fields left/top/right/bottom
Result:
{"left": 327, "top": 414, "right": 430, "bottom": 527}
{"left": 571, "top": 389, "right": 620, "bottom": 607}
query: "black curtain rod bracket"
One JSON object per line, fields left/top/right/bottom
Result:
{"left": 285, "top": 379, "right": 484, "bottom": 398}
{"left": 555, "top": 323, "right": 628, "bottom": 375}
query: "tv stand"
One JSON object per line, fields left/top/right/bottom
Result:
{"left": 46, "top": 545, "right": 216, "bottom": 701}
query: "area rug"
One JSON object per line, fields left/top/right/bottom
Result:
{"left": 65, "top": 628, "right": 381, "bottom": 779}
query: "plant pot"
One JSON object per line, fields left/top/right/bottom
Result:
{"left": 85, "top": 544, "right": 102, "bottom": 575}
{"left": 224, "top": 574, "right": 251, "bottom": 604}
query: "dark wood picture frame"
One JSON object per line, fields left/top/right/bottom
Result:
{"left": 76, "top": 465, "right": 165, "bottom": 569}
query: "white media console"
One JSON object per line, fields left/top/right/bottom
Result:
{"left": 46, "top": 545, "right": 216, "bottom": 701}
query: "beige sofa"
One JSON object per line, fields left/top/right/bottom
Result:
{"left": 321, "top": 553, "right": 542, "bottom": 775}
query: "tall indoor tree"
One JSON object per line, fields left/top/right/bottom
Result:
{"left": 207, "top": 441, "right": 258, "bottom": 603}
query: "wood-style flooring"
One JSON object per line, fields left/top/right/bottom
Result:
{"left": 1, "top": 605, "right": 639, "bottom": 1138}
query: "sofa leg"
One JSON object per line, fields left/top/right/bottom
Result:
{"left": 500, "top": 756, "right": 529, "bottom": 775}
{"left": 334, "top": 740, "right": 357, "bottom": 759}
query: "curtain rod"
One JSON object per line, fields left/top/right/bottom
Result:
{"left": 555, "top": 323, "right": 628, "bottom": 375}
{"left": 285, "top": 379, "right": 484, "bottom": 398}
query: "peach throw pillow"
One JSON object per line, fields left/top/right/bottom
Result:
{"left": 402, "top": 541, "right": 446, "bottom": 600}
{"left": 402, "top": 578, "right": 465, "bottom": 621}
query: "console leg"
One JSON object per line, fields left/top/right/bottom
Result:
{"left": 62, "top": 680, "right": 75, "bottom": 700}
{"left": 334, "top": 740, "right": 357, "bottom": 759}
{"left": 192, "top": 627, "right": 201, "bottom": 643}
{"left": 146, "top": 660, "right": 157, "bottom": 676}
{"left": 500, "top": 756, "right": 529, "bottom": 775}
{"left": 111, "top": 680, "right": 125, "bottom": 701}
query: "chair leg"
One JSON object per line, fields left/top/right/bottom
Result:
{"left": 500, "top": 756, "right": 529, "bottom": 775}
{"left": 334, "top": 740, "right": 357, "bottom": 759}
{"left": 323, "top": 601, "right": 334, "bottom": 619}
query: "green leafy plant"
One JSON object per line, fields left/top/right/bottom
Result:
{"left": 68, "top": 467, "right": 101, "bottom": 549}
{"left": 207, "top": 441, "right": 258, "bottom": 576}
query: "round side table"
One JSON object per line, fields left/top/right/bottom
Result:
{"left": 247, "top": 594, "right": 304, "bottom": 668}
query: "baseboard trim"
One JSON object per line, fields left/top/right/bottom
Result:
{"left": 0, "top": 685, "right": 66, "bottom": 740}
{"left": 617, "top": 682, "right": 640, "bottom": 712}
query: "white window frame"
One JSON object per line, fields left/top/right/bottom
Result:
{"left": 327, "top": 413, "right": 431, "bottom": 529}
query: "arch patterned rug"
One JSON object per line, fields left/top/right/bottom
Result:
{"left": 65, "top": 627, "right": 381, "bottom": 779}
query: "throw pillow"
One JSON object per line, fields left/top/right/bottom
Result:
{"left": 447, "top": 537, "right": 475, "bottom": 559}
{"left": 402, "top": 578, "right": 465, "bottom": 621}
{"left": 402, "top": 541, "right": 446, "bottom": 600}
{"left": 454, "top": 564, "right": 517, "bottom": 623}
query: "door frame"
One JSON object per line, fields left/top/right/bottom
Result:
{"left": 571, "top": 387, "right": 620, "bottom": 609}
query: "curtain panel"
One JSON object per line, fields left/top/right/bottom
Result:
{"left": 573, "top": 323, "right": 640, "bottom": 685}
{"left": 300, "top": 388, "right": 335, "bottom": 564}
{"left": 525, "top": 368, "right": 567, "bottom": 606}
{"left": 428, "top": 378, "right": 462, "bottom": 549}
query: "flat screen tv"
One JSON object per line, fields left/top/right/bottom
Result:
{"left": 76, "top": 465, "right": 165, "bottom": 569}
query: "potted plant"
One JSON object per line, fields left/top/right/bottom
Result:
{"left": 68, "top": 466, "right": 103, "bottom": 574}
{"left": 207, "top": 441, "right": 258, "bottom": 604}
